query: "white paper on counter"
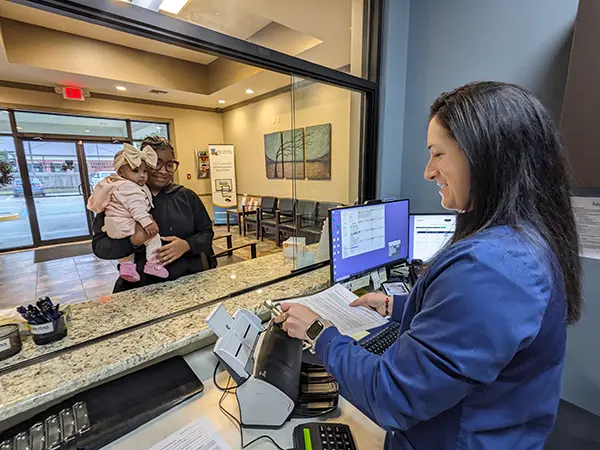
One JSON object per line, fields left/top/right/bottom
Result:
{"left": 281, "top": 284, "right": 387, "bottom": 335}
{"left": 572, "top": 196, "right": 600, "bottom": 259}
{"left": 148, "top": 418, "right": 231, "bottom": 450}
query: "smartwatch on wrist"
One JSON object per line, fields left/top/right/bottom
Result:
{"left": 305, "top": 318, "right": 333, "bottom": 344}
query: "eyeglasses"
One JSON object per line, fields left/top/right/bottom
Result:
{"left": 155, "top": 159, "right": 179, "bottom": 173}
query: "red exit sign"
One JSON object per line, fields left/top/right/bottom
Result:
{"left": 62, "top": 87, "right": 85, "bottom": 101}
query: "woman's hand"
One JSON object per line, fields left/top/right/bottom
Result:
{"left": 274, "top": 303, "right": 320, "bottom": 340}
{"left": 350, "top": 292, "right": 393, "bottom": 317}
{"left": 157, "top": 236, "right": 191, "bottom": 265}
{"left": 130, "top": 223, "right": 150, "bottom": 247}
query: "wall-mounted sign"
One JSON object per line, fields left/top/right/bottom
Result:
{"left": 196, "top": 149, "right": 210, "bottom": 179}
{"left": 208, "top": 144, "right": 237, "bottom": 208}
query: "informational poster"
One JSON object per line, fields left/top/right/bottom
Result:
{"left": 208, "top": 144, "right": 237, "bottom": 208}
{"left": 572, "top": 196, "right": 600, "bottom": 259}
{"left": 196, "top": 149, "right": 210, "bottom": 179}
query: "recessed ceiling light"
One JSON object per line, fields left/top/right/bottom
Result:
{"left": 116, "top": 86, "right": 127, "bottom": 91}
{"left": 84, "top": 130, "right": 90, "bottom": 133}
{"left": 245, "top": 88, "right": 254, "bottom": 94}
{"left": 159, "top": 0, "right": 189, "bottom": 14}
{"left": 218, "top": 100, "right": 226, "bottom": 104}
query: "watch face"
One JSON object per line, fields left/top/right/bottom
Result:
{"left": 306, "top": 320, "right": 324, "bottom": 340}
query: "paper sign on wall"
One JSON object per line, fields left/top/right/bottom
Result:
{"left": 208, "top": 144, "right": 237, "bottom": 208}
{"left": 572, "top": 196, "right": 600, "bottom": 260}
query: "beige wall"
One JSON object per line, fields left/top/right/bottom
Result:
{"left": 222, "top": 82, "right": 355, "bottom": 205}
{"left": 0, "top": 86, "right": 223, "bottom": 215}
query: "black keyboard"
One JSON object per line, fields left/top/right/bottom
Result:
{"left": 359, "top": 322, "right": 401, "bottom": 355}
{"left": 294, "top": 422, "right": 357, "bottom": 450}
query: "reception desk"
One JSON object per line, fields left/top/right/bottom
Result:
{"left": 0, "top": 250, "right": 330, "bottom": 430}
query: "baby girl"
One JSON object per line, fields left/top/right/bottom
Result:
{"left": 87, "top": 143, "right": 168, "bottom": 282}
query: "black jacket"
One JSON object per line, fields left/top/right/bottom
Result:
{"left": 92, "top": 183, "right": 215, "bottom": 293}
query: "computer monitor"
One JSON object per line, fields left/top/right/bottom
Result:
{"left": 329, "top": 199, "right": 410, "bottom": 284}
{"left": 409, "top": 214, "right": 456, "bottom": 262}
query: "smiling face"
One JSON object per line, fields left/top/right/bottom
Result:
{"left": 147, "top": 147, "right": 175, "bottom": 191}
{"left": 424, "top": 116, "right": 471, "bottom": 212}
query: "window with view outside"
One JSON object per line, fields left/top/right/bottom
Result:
{"left": 0, "top": 135, "right": 34, "bottom": 249}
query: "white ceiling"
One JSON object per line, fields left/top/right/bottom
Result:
{"left": 0, "top": 0, "right": 357, "bottom": 108}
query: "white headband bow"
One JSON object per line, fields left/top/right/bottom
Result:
{"left": 114, "top": 143, "right": 158, "bottom": 171}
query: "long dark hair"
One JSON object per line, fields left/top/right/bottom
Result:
{"left": 430, "top": 81, "right": 581, "bottom": 324}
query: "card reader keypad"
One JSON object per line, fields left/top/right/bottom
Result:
{"left": 294, "top": 422, "right": 357, "bottom": 450}
{"left": 319, "top": 424, "right": 356, "bottom": 450}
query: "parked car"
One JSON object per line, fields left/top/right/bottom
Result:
{"left": 12, "top": 177, "right": 46, "bottom": 197}
{"left": 89, "top": 171, "right": 113, "bottom": 189}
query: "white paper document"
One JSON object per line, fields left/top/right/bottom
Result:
{"left": 281, "top": 284, "right": 387, "bottom": 335}
{"left": 148, "top": 418, "right": 231, "bottom": 450}
{"left": 572, "top": 196, "right": 600, "bottom": 259}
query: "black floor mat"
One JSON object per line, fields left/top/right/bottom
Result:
{"left": 545, "top": 400, "right": 600, "bottom": 449}
{"left": 34, "top": 242, "right": 93, "bottom": 263}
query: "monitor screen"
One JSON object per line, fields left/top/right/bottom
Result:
{"left": 409, "top": 214, "right": 456, "bottom": 262}
{"left": 329, "top": 200, "right": 409, "bottom": 283}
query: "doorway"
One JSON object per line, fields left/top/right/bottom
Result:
{"left": 21, "top": 139, "right": 91, "bottom": 243}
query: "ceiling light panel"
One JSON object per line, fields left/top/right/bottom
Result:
{"left": 131, "top": 0, "right": 163, "bottom": 11}
{"left": 159, "top": 0, "right": 190, "bottom": 14}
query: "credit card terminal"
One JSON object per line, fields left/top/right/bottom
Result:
{"left": 293, "top": 422, "right": 357, "bottom": 450}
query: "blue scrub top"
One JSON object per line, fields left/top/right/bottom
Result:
{"left": 316, "top": 226, "right": 567, "bottom": 450}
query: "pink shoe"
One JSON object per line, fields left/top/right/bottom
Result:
{"left": 143, "top": 260, "right": 169, "bottom": 278}
{"left": 119, "top": 262, "right": 140, "bottom": 283}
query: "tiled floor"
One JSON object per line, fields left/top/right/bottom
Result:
{"left": 0, "top": 226, "right": 281, "bottom": 311}
{"left": 0, "top": 250, "right": 119, "bottom": 310}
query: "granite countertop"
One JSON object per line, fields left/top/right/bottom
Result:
{"left": 0, "top": 265, "right": 330, "bottom": 423}
{"left": 0, "top": 249, "right": 300, "bottom": 370}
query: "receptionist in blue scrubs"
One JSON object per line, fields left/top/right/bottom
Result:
{"left": 276, "top": 82, "right": 582, "bottom": 450}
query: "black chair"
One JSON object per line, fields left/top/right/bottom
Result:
{"left": 297, "top": 201, "right": 342, "bottom": 244}
{"left": 263, "top": 197, "right": 296, "bottom": 245}
{"left": 278, "top": 199, "right": 317, "bottom": 244}
{"left": 244, "top": 196, "right": 277, "bottom": 238}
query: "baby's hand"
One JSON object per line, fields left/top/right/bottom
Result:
{"left": 144, "top": 220, "right": 159, "bottom": 237}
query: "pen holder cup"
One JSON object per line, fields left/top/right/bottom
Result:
{"left": 0, "top": 324, "right": 22, "bottom": 361}
{"left": 31, "top": 315, "right": 67, "bottom": 345}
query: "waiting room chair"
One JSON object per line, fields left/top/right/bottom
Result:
{"left": 263, "top": 197, "right": 296, "bottom": 245}
{"left": 244, "top": 197, "right": 277, "bottom": 238}
{"left": 297, "top": 202, "right": 342, "bottom": 244}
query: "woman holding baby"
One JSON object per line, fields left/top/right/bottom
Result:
{"left": 90, "top": 136, "right": 215, "bottom": 293}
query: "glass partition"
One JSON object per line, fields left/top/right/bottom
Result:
{"left": 0, "top": 65, "right": 299, "bottom": 370}
{"left": 0, "top": 0, "right": 372, "bottom": 371}
{"left": 125, "top": 0, "right": 371, "bottom": 79}
{"left": 290, "top": 76, "right": 363, "bottom": 270}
